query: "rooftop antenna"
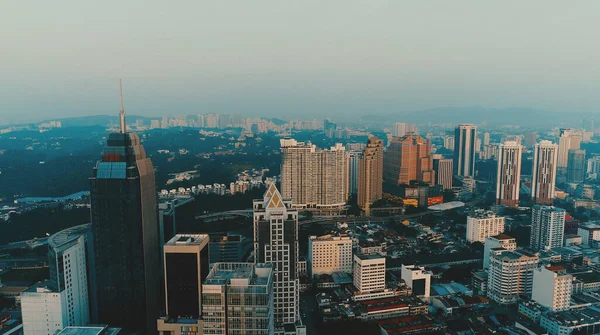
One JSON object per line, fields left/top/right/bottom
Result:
{"left": 119, "top": 79, "right": 126, "bottom": 133}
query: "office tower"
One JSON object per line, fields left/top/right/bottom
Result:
{"left": 209, "top": 234, "right": 245, "bottom": 263}
{"left": 22, "top": 225, "right": 91, "bottom": 335}
{"left": 348, "top": 151, "right": 362, "bottom": 196}
{"left": 432, "top": 155, "right": 453, "bottom": 190}
{"left": 483, "top": 234, "right": 516, "bottom": 269}
{"left": 324, "top": 118, "right": 337, "bottom": 138}
{"left": 577, "top": 222, "right": 600, "bottom": 246}
{"left": 567, "top": 149, "right": 586, "bottom": 183}
{"left": 202, "top": 263, "right": 274, "bottom": 335}
{"left": 525, "top": 132, "right": 538, "bottom": 147}
{"left": 483, "top": 132, "right": 490, "bottom": 146}
{"left": 401, "top": 265, "right": 432, "bottom": 298}
{"left": 444, "top": 136, "right": 455, "bottom": 151}
{"left": 496, "top": 141, "right": 523, "bottom": 208}
{"left": 383, "top": 134, "right": 434, "bottom": 186}
{"left": 89, "top": 84, "right": 160, "bottom": 334}
{"left": 159, "top": 197, "right": 196, "bottom": 244}
{"left": 482, "top": 144, "right": 498, "bottom": 160}
{"left": 205, "top": 114, "right": 219, "bottom": 128}
{"left": 487, "top": 249, "right": 539, "bottom": 305}
{"left": 557, "top": 130, "right": 572, "bottom": 168}
{"left": 530, "top": 206, "right": 566, "bottom": 251}
{"left": 253, "top": 183, "right": 299, "bottom": 327}
{"left": 280, "top": 139, "right": 347, "bottom": 208}
{"left": 454, "top": 124, "right": 477, "bottom": 177}
{"left": 308, "top": 235, "right": 353, "bottom": 276}
{"left": 531, "top": 141, "right": 558, "bottom": 205}
{"left": 163, "top": 234, "right": 209, "bottom": 319}
{"left": 353, "top": 254, "right": 386, "bottom": 294}
{"left": 532, "top": 265, "right": 572, "bottom": 311}
{"left": 357, "top": 136, "right": 384, "bottom": 211}
{"left": 570, "top": 133, "right": 582, "bottom": 149}
{"left": 466, "top": 210, "right": 506, "bottom": 243}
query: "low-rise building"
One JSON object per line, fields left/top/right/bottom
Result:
{"left": 308, "top": 234, "right": 353, "bottom": 276}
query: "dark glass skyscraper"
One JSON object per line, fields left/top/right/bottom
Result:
{"left": 89, "top": 86, "right": 160, "bottom": 334}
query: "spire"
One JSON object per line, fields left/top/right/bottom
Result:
{"left": 119, "top": 79, "right": 126, "bottom": 133}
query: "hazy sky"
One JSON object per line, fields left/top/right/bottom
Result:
{"left": 2, "top": 1, "right": 600, "bottom": 123}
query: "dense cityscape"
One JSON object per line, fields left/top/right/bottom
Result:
{"left": 1, "top": 101, "right": 600, "bottom": 335}
{"left": 4, "top": 2, "right": 600, "bottom": 335}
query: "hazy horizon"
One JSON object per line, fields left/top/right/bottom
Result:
{"left": 3, "top": 1, "right": 600, "bottom": 123}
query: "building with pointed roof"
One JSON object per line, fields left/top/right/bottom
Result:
{"left": 253, "top": 184, "right": 303, "bottom": 332}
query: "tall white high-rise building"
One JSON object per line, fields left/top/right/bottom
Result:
{"left": 454, "top": 124, "right": 477, "bottom": 177}
{"left": 483, "top": 234, "right": 517, "bottom": 269}
{"left": 433, "top": 155, "right": 453, "bottom": 190}
{"left": 253, "top": 184, "right": 300, "bottom": 329}
{"left": 401, "top": 264, "right": 432, "bottom": 298}
{"left": 308, "top": 235, "right": 353, "bottom": 276}
{"left": 532, "top": 265, "right": 572, "bottom": 311}
{"left": 531, "top": 141, "right": 558, "bottom": 205}
{"left": 22, "top": 225, "right": 91, "bottom": 335}
{"left": 487, "top": 249, "right": 539, "bottom": 305}
{"left": 466, "top": 210, "right": 506, "bottom": 243}
{"left": 353, "top": 254, "right": 386, "bottom": 294}
{"left": 202, "top": 263, "right": 274, "bottom": 335}
{"left": 530, "top": 206, "right": 566, "bottom": 251}
{"left": 483, "top": 132, "right": 490, "bottom": 146}
{"left": 280, "top": 139, "right": 348, "bottom": 208}
{"left": 587, "top": 156, "right": 600, "bottom": 180}
{"left": 496, "top": 141, "right": 523, "bottom": 208}
{"left": 391, "top": 122, "right": 416, "bottom": 137}
{"left": 444, "top": 136, "right": 455, "bottom": 151}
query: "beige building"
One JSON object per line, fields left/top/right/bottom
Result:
{"left": 466, "top": 210, "right": 506, "bottom": 243}
{"left": 532, "top": 265, "right": 572, "bottom": 311}
{"left": 496, "top": 141, "right": 523, "bottom": 208}
{"left": 280, "top": 138, "right": 348, "bottom": 208}
{"left": 308, "top": 235, "right": 353, "bottom": 276}
{"left": 353, "top": 254, "right": 386, "bottom": 294}
{"left": 357, "top": 136, "right": 384, "bottom": 210}
{"left": 487, "top": 249, "right": 539, "bottom": 305}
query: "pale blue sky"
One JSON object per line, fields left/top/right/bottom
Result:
{"left": 1, "top": 1, "right": 600, "bottom": 123}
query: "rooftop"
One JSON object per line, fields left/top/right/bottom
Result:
{"left": 48, "top": 224, "right": 90, "bottom": 249}
{"left": 490, "top": 233, "right": 515, "bottom": 241}
{"left": 204, "top": 262, "right": 272, "bottom": 287}
{"left": 355, "top": 253, "right": 385, "bottom": 261}
{"left": 166, "top": 234, "right": 209, "bottom": 246}
{"left": 580, "top": 222, "right": 600, "bottom": 230}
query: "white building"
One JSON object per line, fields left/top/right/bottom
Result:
{"left": 557, "top": 129, "right": 572, "bottom": 168}
{"left": 531, "top": 141, "right": 558, "bottom": 205}
{"left": 496, "top": 141, "right": 523, "bottom": 208}
{"left": 308, "top": 235, "right": 353, "bottom": 276}
{"left": 483, "top": 234, "right": 517, "bottom": 269}
{"left": 401, "top": 264, "right": 432, "bottom": 298}
{"left": 532, "top": 265, "right": 572, "bottom": 311}
{"left": 353, "top": 254, "right": 386, "bottom": 294}
{"left": 21, "top": 284, "right": 67, "bottom": 335}
{"left": 577, "top": 222, "right": 600, "bottom": 246}
{"left": 22, "top": 224, "right": 91, "bottom": 335}
{"left": 530, "top": 206, "right": 566, "bottom": 251}
{"left": 487, "top": 249, "right": 539, "bottom": 305}
{"left": 466, "top": 210, "right": 506, "bottom": 243}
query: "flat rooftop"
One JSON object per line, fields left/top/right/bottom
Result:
{"left": 204, "top": 263, "right": 272, "bottom": 286}
{"left": 166, "top": 234, "right": 209, "bottom": 246}
{"left": 355, "top": 253, "right": 385, "bottom": 261}
{"left": 56, "top": 326, "right": 120, "bottom": 335}
{"left": 580, "top": 222, "right": 600, "bottom": 230}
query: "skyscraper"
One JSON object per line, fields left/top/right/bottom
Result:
{"left": 202, "top": 263, "right": 274, "bottom": 335}
{"left": 454, "top": 124, "right": 477, "bottom": 177}
{"left": 391, "top": 122, "right": 416, "bottom": 137}
{"left": 557, "top": 129, "right": 572, "bottom": 168}
{"left": 496, "top": 141, "right": 523, "bottom": 208}
{"left": 483, "top": 132, "right": 490, "bottom": 146}
{"left": 348, "top": 151, "right": 362, "bottom": 196}
{"left": 280, "top": 139, "right": 348, "bottom": 208}
{"left": 567, "top": 149, "right": 586, "bottom": 183}
{"left": 357, "top": 136, "right": 383, "bottom": 211}
{"left": 532, "top": 266, "right": 572, "bottom": 311}
{"left": 531, "top": 141, "right": 558, "bottom": 205}
{"left": 253, "top": 184, "right": 299, "bottom": 328}
{"left": 530, "top": 205, "right": 566, "bottom": 251}
{"left": 383, "top": 134, "right": 434, "bottom": 186}
{"left": 487, "top": 249, "right": 538, "bottom": 305}
{"left": 432, "top": 155, "right": 453, "bottom": 190}
{"left": 89, "top": 82, "right": 160, "bottom": 334}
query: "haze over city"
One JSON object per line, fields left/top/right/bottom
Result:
{"left": 3, "top": 0, "right": 600, "bottom": 124}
